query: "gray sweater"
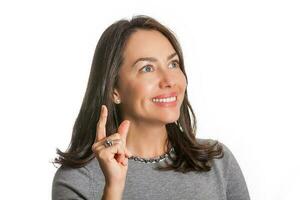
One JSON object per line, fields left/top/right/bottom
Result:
{"left": 52, "top": 139, "right": 250, "bottom": 200}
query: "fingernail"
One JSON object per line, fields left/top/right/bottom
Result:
{"left": 101, "top": 105, "right": 104, "bottom": 111}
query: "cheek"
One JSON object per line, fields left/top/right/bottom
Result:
{"left": 178, "top": 73, "right": 187, "bottom": 91}
{"left": 125, "top": 80, "right": 155, "bottom": 101}
{"left": 134, "top": 82, "right": 155, "bottom": 99}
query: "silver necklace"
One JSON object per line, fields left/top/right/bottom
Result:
{"left": 128, "top": 147, "right": 175, "bottom": 164}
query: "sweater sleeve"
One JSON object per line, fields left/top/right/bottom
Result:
{"left": 221, "top": 143, "right": 251, "bottom": 200}
{"left": 52, "top": 165, "right": 93, "bottom": 200}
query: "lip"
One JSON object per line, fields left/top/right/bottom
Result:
{"left": 152, "top": 92, "right": 177, "bottom": 99}
{"left": 151, "top": 92, "right": 178, "bottom": 108}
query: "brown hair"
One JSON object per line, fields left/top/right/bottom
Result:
{"left": 53, "top": 15, "right": 223, "bottom": 173}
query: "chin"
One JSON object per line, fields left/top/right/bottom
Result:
{"left": 160, "top": 114, "right": 180, "bottom": 124}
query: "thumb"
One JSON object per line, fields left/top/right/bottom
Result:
{"left": 116, "top": 120, "right": 131, "bottom": 165}
{"left": 118, "top": 120, "right": 130, "bottom": 144}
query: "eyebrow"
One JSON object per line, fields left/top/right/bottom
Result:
{"left": 132, "top": 52, "right": 178, "bottom": 67}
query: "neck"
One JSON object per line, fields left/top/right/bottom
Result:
{"left": 126, "top": 121, "right": 169, "bottom": 158}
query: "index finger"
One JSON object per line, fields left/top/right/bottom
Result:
{"left": 96, "top": 105, "right": 108, "bottom": 141}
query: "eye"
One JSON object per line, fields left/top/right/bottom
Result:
{"left": 140, "top": 65, "right": 154, "bottom": 73}
{"left": 169, "top": 60, "right": 180, "bottom": 69}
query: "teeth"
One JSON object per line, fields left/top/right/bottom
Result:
{"left": 152, "top": 96, "right": 176, "bottom": 103}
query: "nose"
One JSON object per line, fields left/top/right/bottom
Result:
{"left": 158, "top": 70, "right": 176, "bottom": 88}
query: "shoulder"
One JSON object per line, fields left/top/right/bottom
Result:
{"left": 52, "top": 164, "right": 91, "bottom": 199}
{"left": 53, "top": 163, "right": 90, "bottom": 180}
{"left": 196, "top": 138, "right": 249, "bottom": 189}
{"left": 195, "top": 138, "right": 239, "bottom": 174}
{"left": 195, "top": 138, "right": 250, "bottom": 199}
{"left": 52, "top": 158, "right": 104, "bottom": 200}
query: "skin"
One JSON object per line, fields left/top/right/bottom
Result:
{"left": 113, "top": 29, "right": 187, "bottom": 158}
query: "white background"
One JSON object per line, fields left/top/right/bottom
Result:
{"left": 0, "top": 0, "right": 299, "bottom": 199}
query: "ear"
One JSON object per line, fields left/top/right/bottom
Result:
{"left": 112, "top": 87, "right": 121, "bottom": 102}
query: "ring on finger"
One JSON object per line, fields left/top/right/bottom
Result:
{"left": 104, "top": 139, "right": 113, "bottom": 148}
{"left": 103, "top": 139, "right": 122, "bottom": 148}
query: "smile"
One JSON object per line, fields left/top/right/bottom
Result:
{"left": 151, "top": 96, "right": 178, "bottom": 107}
{"left": 152, "top": 96, "right": 177, "bottom": 103}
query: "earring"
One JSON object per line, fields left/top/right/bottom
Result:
{"left": 115, "top": 99, "right": 121, "bottom": 104}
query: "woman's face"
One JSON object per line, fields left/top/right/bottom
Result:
{"left": 113, "top": 29, "right": 187, "bottom": 125}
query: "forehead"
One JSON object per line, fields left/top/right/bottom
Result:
{"left": 123, "top": 30, "right": 177, "bottom": 62}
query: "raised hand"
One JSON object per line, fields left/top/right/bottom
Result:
{"left": 92, "top": 105, "right": 132, "bottom": 188}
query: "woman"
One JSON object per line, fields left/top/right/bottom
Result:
{"left": 52, "top": 15, "right": 250, "bottom": 200}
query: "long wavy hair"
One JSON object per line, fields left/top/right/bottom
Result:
{"left": 53, "top": 15, "right": 223, "bottom": 173}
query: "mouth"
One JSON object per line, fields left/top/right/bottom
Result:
{"left": 152, "top": 96, "right": 177, "bottom": 103}
{"left": 151, "top": 92, "right": 178, "bottom": 106}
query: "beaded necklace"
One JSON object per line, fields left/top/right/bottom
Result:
{"left": 128, "top": 147, "right": 175, "bottom": 164}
